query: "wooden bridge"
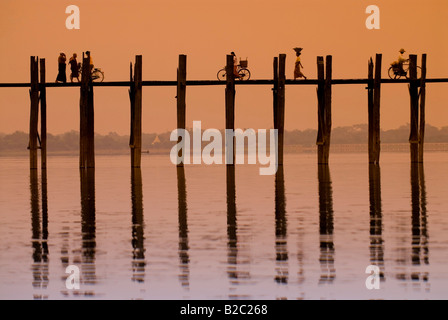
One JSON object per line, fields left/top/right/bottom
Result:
{"left": 1, "top": 53, "right": 448, "bottom": 170}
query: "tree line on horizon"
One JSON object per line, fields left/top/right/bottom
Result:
{"left": 2, "top": 124, "right": 448, "bottom": 153}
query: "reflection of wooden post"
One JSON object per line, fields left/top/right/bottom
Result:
{"left": 226, "top": 165, "right": 237, "bottom": 277}
{"left": 409, "top": 55, "right": 419, "bottom": 163}
{"left": 29, "top": 56, "right": 39, "bottom": 170}
{"left": 274, "top": 165, "right": 287, "bottom": 284}
{"left": 177, "top": 166, "right": 189, "bottom": 286}
{"left": 317, "top": 164, "right": 335, "bottom": 283}
{"left": 368, "top": 54, "right": 382, "bottom": 164}
{"left": 130, "top": 55, "right": 143, "bottom": 168}
{"left": 368, "top": 163, "right": 385, "bottom": 280}
{"left": 418, "top": 54, "right": 427, "bottom": 163}
{"left": 40, "top": 59, "right": 47, "bottom": 170}
{"left": 277, "top": 54, "right": 286, "bottom": 166}
{"left": 131, "top": 167, "right": 145, "bottom": 283}
{"left": 80, "top": 53, "right": 95, "bottom": 168}
{"left": 225, "top": 55, "right": 235, "bottom": 165}
{"left": 177, "top": 55, "right": 187, "bottom": 166}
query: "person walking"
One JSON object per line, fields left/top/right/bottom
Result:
{"left": 293, "top": 47, "right": 307, "bottom": 80}
{"left": 55, "top": 52, "right": 67, "bottom": 83}
{"left": 68, "top": 53, "right": 79, "bottom": 82}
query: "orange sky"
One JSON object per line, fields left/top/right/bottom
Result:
{"left": 0, "top": 0, "right": 447, "bottom": 135}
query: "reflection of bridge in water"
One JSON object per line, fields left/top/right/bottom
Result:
{"left": 27, "top": 161, "right": 431, "bottom": 298}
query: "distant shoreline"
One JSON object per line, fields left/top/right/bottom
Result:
{"left": 3, "top": 142, "right": 448, "bottom": 157}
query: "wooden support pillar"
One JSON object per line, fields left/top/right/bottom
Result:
{"left": 225, "top": 54, "right": 235, "bottom": 165}
{"left": 80, "top": 53, "right": 95, "bottom": 168}
{"left": 316, "top": 57, "right": 325, "bottom": 161}
{"left": 29, "top": 56, "right": 39, "bottom": 170}
{"left": 409, "top": 54, "right": 419, "bottom": 163}
{"left": 316, "top": 56, "right": 332, "bottom": 164}
{"left": 418, "top": 54, "right": 427, "bottom": 163}
{"left": 273, "top": 57, "right": 278, "bottom": 136}
{"left": 368, "top": 54, "right": 382, "bottom": 164}
{"left": 39, "top": 58, "right": 47, "bottom": 170}
{"left": 129, "top": 55, "right": 143, "bottom": 168}
{"left": 177, "top": 54, "right": 187, "bottom": 166}
{"left": 277, "top": 54, "right": 286, "bottom": 166}
{"left": 367, "top": 58, "right": 374, "bottom": 162}
{"left": 323, "top": 55, "right": 332, "bottom": 162}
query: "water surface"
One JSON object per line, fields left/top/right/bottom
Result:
{"left": 1, "top": 152, "right": 448, "bottom": 299}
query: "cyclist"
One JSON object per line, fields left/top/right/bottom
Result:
{"left": 392, "top": 48, "right": 408, "bottom": 76}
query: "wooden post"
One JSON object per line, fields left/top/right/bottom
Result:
{"left": 80, "top": 53, "right": 95, "bottom": 168}
{"left": 177, "top": 54, "right": 187, "bottom": 166}
{"left": 273, "top": 57, "right": 278, "bottom": 135}
{"left": 409, "top": 54, "right": 419, "bottom": 163}
{"left": 369, "top": 54, "right": 382, "bottom": 164}
{"left": 323, "top": 55, "right": 332, "bottom": 163}
{"left": 316, "top": 57, "right": 325, "bottom": 162}
{"left": 373, "top": 54, "right": 382, "bottom": 164}
{"left": 130, "top": 55, "right": 143, "bottom": 168}
{"left": 29, "top": 56, "right": 39, "bottom": 170}
{"left": 418, "top": 54, "right": 427, "bottom": 163}
{"left": 316, "top": 56, "right": 332, "bottom": 164}
{"left": 277, "top": 54, "right": 286, "bottom": 166}
{"left": 39, "top": 59, "right": 47, "bottom": 170}
{"left": 367, "top": 58, "right": 374, "bottom": 163}
{"left": 225, "top": 54, "right": 235, "bottom": 165}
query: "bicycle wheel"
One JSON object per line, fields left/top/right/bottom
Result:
{"left": 92, "top": 71, "right": 104, "bottom": 82}
{"left": 388, "top": 66, "right": 400, "bottom": 79}
{"left": 217, "top": 69, "right": 226, "bottom": 81}
{"left": 238, "top": 68, "right": 250, "bottom": 81}
{"left": 404, "top": 66, "right": 422, "bottom": 79}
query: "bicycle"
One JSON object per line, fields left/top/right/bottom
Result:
{"left": 217, "top": 58, "right": 251, "bottom": 81}
{"left": 388, "top": 62, "right": 421, "bottom": 79}
{"left": 78, "top": 63, "right": 105, "bottom": 82}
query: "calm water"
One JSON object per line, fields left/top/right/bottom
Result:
{"left": 1, "top": 152, "right": 448, "bottom": 300}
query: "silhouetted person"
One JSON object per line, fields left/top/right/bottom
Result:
{"left": 86, "top": 51, "right": 94, "bottom": 70}
{"left": 391, "top": 48, "right": 408, "bottom": 76}
{"left": 293, "top": 47, "right": 307, "bottom": 80}
{"left": 55, "top": 52, "right": 67, "bottom": 83}
{"left": 69, "top": 53, "right": 79, "bottom": 82}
